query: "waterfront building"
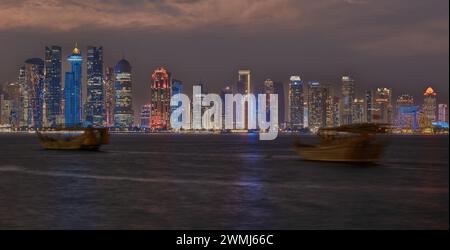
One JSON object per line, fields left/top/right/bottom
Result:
{"left": 326, "top": 96, "right": 340, "bottom": 128}
{"left": 44, "top": 46, "right": 62, "bottom": 127}
{"left": 171, "top": 79, "right": 183, "bottom": 125}
{"left": 289, "top": 76, "right": 304, "bottom": 130}
{"left": 220, "top": 86, "right": 233, "bottom": 129}
{"left": 396, "top": 94, "right": 416, "bottom": 130}
{"left": 150, "top": 67, "right": 171, "bottom": 130}
{"left": 352, "top": 98, "right": 365, "bottom": 124}
{"left": 104, "top": 66, "right": 115, "bottom": 127}
{"left": 341, "top": 75, "right": 355, "bottom": 125}
{"left": 85, "top": 46, "right": 104, "bottom": 126}
{"left": 423, "top": 87, "right": 437, "bottom": 124}
{"left": 236, "top": 70, "right": 252, "bottom": 129}
{"left": 25, "top": 58, "right": 45, "bottom": 128}
{"left": 0, "top": 94, "right": 12, "bottom": 126}
{"left": 114, "top": 59, "right": 134, "bottom": 128}
{"left": 438, "top": 104, "right": 448, "bottom": 123}
{"left": 64, "top": 44, "right": 83, "bottom": 127}
{"left": 140, "top": 104, "right": 151, "bottom": 129}
{"left": 308, "top": 81, "right": 328, "bottom": 131}
{"left": 373, "top": 88, "right": 393, "bottom": 124}
{"left": 2, "top": 82, "right": 21, "bottom": 128}
{"left": 274, "top": 81, "right": 286, "bottom": 126}
{"left": 365, "top": 90, "right": 374, "bottom": 123}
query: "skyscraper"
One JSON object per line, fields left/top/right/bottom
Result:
{"left": 85, "top": 46, "right": 104, "bottom": 126}
{"left": 326, "top": 96, "right": 340, "bottom": 128}
{"left": 365, "top": 90, "right": 374, "bottom": 123}
{"left": 25, "top": 58, "right": 45, "bottom": 128}
{"left": 17, "top": 66, "right": 29, "bottom": 128}
{"left": 263, "top": 79, "right": 275, "bottom": 122}
{"left": 114, "top": 59, "right": 134, "bottom": 128}
{"left": 308, "top": 81, "right": 328, "bottom": 131}
{"left": 171, "top": 79, "right": 183, "bottom": 125}
{"left": 274, "top": 81, "right": 285, "bottom": 126}
{"left": 341, "top": 76, "right": 355, "bottom": 125}
{"left": 396, "top": 94, "right": 416, "bottom": 130}
{"left": 104, "top": 66, "right": 115, "bottom": 127}
{"left": 220, "top": 85, "right": 233, "bottom": 129}
{"left": 140, "top": 104, "right": 151, "bottom": 129}
{"left": 64, "top": 44, "right": 83, "bottom": 127}
{"left": 423, "top": 87, "right": 437, "bottom": 124}
{"left": 373, "top": 88, "right": 393, "bottom": 124}
{"left": 438, "top": 104, "right": 448, "bottom": 123}
{"left": 236, "top": 70, "right": 252, "bottom": 129}
{"left": 44, "top": 46, "right": 62, "bottom": 128}
{"left": 150, "top": 67, "right": 171, "bottom": 130}
{"left": 289, "top": 76, "right": 304, "bottom": 130}
{"left": 352, "top": 98, "right": 365, "bottom": 124}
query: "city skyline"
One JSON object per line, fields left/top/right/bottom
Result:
{"left": 0, "top": 0, "right": 448, "bottom": 114}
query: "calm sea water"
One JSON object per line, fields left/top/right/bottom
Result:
{"left": 0, "top": 133, "right": 448, "bottom": 229}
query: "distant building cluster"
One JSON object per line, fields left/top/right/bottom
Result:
{"left": 0, "top": 44, "right": 448, "bottom": 134}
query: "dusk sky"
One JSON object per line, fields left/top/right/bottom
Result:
{"left": 0, "top": 0, "right": 448, "bottom": 114}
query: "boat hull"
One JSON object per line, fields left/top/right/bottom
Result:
{"left": 36, "top": 128, "right": 109, "bottom": 150}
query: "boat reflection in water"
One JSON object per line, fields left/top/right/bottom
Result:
{"left": 294, "top": 124, "right": 389, "bottom": 163}
{"left": 36, "top": 128, "right": 109, "bottom": 150}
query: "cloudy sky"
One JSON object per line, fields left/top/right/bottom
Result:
{"left": 0, "top": 0, "right": 448, "bottom": 113}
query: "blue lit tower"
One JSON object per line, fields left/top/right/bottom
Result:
{"left": 64, "top": 44, "right": 83, "bottom": 127}
{"left": 85, "top": 46, "right": 104, "bottom": 126}
{"left": 289, "top": 76, "right": 304, "bottom": 130}
{"left": 171, "top": 79, "right": 183, "bottom": 124}
{"left": 44, "top": 46, "right": 62, "bottom": 127}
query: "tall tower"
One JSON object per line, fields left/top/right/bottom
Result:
{"left": 171, "top": 79, "right": 183, "bottom": 124}
{"left": 114, "top": 59, "right": 134, "bottom": 128}
{"left": 341, "top": 76, "right": 355, "bottom": 125}
{"left": 289, "top": 76, "right": 304, "bottom": 130}
{"left": 423, "top": 87, "right": 437, "bottom": 123}
{"left": 365, "top": 90, "right": 374, "bottom": 123}
{"left": 44, "top": 46, "right": 62, "bottom": 127}
{"left": 25, "top": 58, "right": 45, "bottom": 129}
{"left": 150, "top": 67, "right": 171, "bottom": 130}
{"left": 64, "top": 44, "right": 83, "bottom": 127}
{"left": 104, "top": 66, "right": 115, "bottom": 127}
{"left": 236, "top": 70, "right": 252, "bottom": 129}
{"left": 308, "top": 81, "right": 328, "bottom": 131}
{"left": 86, "top": 46, "right": 104, "bottom": 126}
{"left": 373, "top": 88, "right": 393, "bottom": 124}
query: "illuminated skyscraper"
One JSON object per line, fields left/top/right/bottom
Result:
{"left": 44, "top": 46, "right": 62, "bottom": 127}
{"left": 396, "top": 94, "right": 417, "bottom": 130}
{"left": 341, "top": 76, "right": 355, "bottom": 125}
{"left": 150, "top": 67, "right": 171, "bottom": 130}
{"left": 308, "top": 81, "right": 328, "bottom": 131}
{"left": 104, "top": 66, "right": 115, "bottom": 127}
{"left": 263, "top": 79, "right": 275, "bottom": 122}
{"left": 352, "top": 98, "right": 365, "bottom": 124}
{"left": 85, "top": 46, "right": 104, "bottom": 126}
{"left": 289, "top": 76, "right": 304, "bottom": 130}
{"left": 236, "top": 70, "right": 252, "bottom": 129}
{"left": 17, "top": 66, "right": 30, "bottom": 128}
{"left": 220, "top": 85, "right": 233, "bottom": 129}
{"left": 2, "top": 82, "right": 21, "bottom": 128}
{"left": 171, "top": 79, "right": 183, "bottom": 125}
{"left": 64, "top": 44, "right": 83, "bottom": 127}
{"left": 365, "top": 90, "right": 374, "bottom": 123}
{"left": 114, "top": 59, "right": 134, "bottom": 128}
{"left": 423, "top": 87, "right": 437, "bottom": 123}
{"left": 373, "top": 88, "right": 393, "bottom": 124}
{"left": 438, "top": 104, "right": 448, "bottom": 123}
{"left": 25, "top": 58, "right": 45, "bottom": 128}
{"left": 326, "top": 96, "right": 340, "bottom": 128}
{"left": 140, "top": 104, "right": 151, "bottom": 129}
{"left": 0, "top": 94, "right": 12, "bottom": 126}
{"left": 274, "top": 81, "right": 286, "bottom": 126}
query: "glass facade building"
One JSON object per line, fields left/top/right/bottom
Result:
{"left": 64, "top": 45, "right": 83, "bottom": 127}
{"left": 114, "top": 59, "right": 134, "bottom": 128}
{"left": 85, "top": 46, "right": 105, "bottom": 126}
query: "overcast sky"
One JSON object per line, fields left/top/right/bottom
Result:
{"left": 0, "top": 0, "right": 448, "bottom": 113}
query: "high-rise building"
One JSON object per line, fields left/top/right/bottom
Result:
{"left": 2, "top": 82, "right": 21, "bottom": 128}
{"left": 289, "top": 76, "right": 304, "bottom": 130}
{"left": 352, "top": 98, "right": 365, "bottom": 124}
{"left": 236, "top": 70, "right": 252, "bottom": 129}
{"left": 326, "top": 96, "right": 340, "bottom": 128}
{"left": 104, "top": 66, "right": 115, "bottom": 127}
{"left": 274, "top": 81, "right": 285, "bottom": 126}
{"left": 44, "top": 46, "right": 62, "bottom": 127}
{"left": 396, "top": 94, "right": 417, "bottom": 130}
{"left": 308, "top": 81, "right": 328, "bottom": 131}
{"left": 263, "top": 79, "right": 275, "bottom": 122}
{"left": 25, "top": 58, "right": 45, "bottom": 128}
{"left": 220, "top": 86, "right": 233, "bottom": 129}
{"left": 140, "top": 104, "right": 151, "bottom": 129}
{"left": 365, "top": 90, "right": 374, "bottom": 123}
{"left": 150, "top": 67, "right": 171, "bottom": 130}
{"left": 171, "top": 79, "right": 183, "bottom": 125}
{"left": 438, "top": 104, "right": 448, "bottom": 123}
{"left": 85, "top": 46, "right": 104, "bottom": 126}
{"left": 17, "top": 66, "right": 30, "bottom": 128}
{"left": 114, "top": 59, "right": 134, "bottom": 128}
{"left": 64, "top": 44, "right": 83, "bottom": 127}
{"left": 0, "top": 94, "right": 12, "bottom": 126}
{"left": 341, "top": 76, "right": 355, "bottom": 125}
{"left": 423, "top": 87, "right": 437, "bottom": 124}
{"left": 373, "top": 88, "right": 393, "bottom": 124}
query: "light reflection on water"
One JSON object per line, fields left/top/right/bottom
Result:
{"left": 0, "top": 134, "right": 448, "bottom": 229}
